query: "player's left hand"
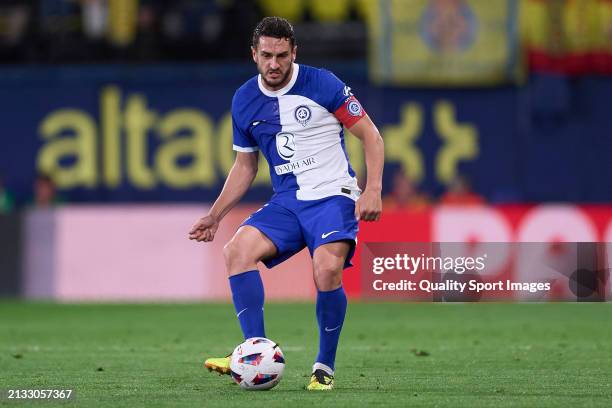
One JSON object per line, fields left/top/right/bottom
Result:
{"left": 355, "top": 189, "right": 382, "bottom": 222}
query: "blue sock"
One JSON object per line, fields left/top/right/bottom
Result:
{"left": 315, "top": 286, "right": 347, "bottom": 372}
{"left": 229, "top": 270, "right": 265, "bottom": 339}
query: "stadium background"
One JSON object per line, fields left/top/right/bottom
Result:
{"left": 0, "top": 1, "right": 611, "bottom": 406}
{"left": 1, "top": 0, "right": 610, "bottom": 301}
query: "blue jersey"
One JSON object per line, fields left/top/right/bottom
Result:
{"left": 231, "top": 63, "right": 366, "bottom": 201}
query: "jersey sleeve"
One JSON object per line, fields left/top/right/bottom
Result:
{"left": 231, "top": 93, "right": 259, "bottom": 152}
{"left": 319, "top": 69, "right": 367, "bottom": 129}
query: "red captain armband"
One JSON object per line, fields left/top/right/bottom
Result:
{"left": 334, "top": 95, "right": 367, "bottom": 129}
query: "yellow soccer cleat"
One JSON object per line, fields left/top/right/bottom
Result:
{"left": 204, "top": 354, "right": 231, "bottom": 376}
{"left": 306, "top": 369, "right": 334, "bottom": 391}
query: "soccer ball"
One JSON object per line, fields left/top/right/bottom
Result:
{"left": 230, "top": 337, "right": 285, "bottom": 390}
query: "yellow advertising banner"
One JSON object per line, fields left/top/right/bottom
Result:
{"left": 522, "top": 0, "right": 612, "bottom": 74}
{"left": 368, "top": 0, "right": 521, "bottom": 86}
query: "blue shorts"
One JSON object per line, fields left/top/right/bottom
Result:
{"left": 242, "top": 192, "right": 359, "bottom": 269}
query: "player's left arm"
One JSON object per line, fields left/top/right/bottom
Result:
{"left": 322, "top": 69, "right": 383, "bottom": 221}
{"left": 348, "top": 115, "right": 384, "bottom": 222}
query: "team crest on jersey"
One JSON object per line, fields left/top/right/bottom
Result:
{"left": 347, "top": 100, "right": 363, "bottom": 117}
{"left": 294, "top": 105, "right": 312, "bottom": 126}
{"left": 275, "top": 132, "right": 296, "bottom": 160}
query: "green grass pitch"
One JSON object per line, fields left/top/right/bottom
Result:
{"left": 1, "top": 302, "right": 611, "bottom": 407}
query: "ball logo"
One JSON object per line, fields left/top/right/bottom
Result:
{"left": 347, "top": 100, "right": 363, "bottom": 117}
{"left": 294, "top": 105, "right": 312, "bottom": 126}
{"left": 275, "top": 132, "right": 296, "bottom": 160}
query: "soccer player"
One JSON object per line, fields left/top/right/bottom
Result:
{"left": 189, "top": 16, "right": 384, "bottom": 391}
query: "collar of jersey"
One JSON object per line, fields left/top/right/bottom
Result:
{"left": 257, "top": 63, "right": 299, "bottom": 97}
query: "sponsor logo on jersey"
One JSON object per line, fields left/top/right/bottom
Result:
{"left": 274, "top": 155, "right": 318, "bottom": 175}
{"left": 347, "top": 100, "right": 363, "bottom": 117}
{"left": 275, "top": 132, "right": 296, "bottom": 160}
{"left": 343, "top": 85, "right": 353, "bottom": 96}
{"left": 294, "top": 105, "right": 312, "bottom": 126}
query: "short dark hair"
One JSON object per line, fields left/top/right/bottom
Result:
{"left": 252, "top": 17, "right": 296, "bottom": 49}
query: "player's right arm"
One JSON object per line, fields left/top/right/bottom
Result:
{"left": 188, "top": 151, "right": 258, "bottom": 242}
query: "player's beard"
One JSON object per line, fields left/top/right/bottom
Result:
{"left": 262, "top": 66, "right": 291, "bottom": 90}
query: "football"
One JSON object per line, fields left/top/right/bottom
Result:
{"left": 230, "top": 337, "right": 285, "bottom": 390}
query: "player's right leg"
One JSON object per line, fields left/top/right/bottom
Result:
{"left": 224, "top": 226, "right": 277, "bottom": 340}
{"left": 205, "top": 201, "right": 305, "bottom": 376}
{"left": 204, "top": 226, "right": 276, "bottom": 375}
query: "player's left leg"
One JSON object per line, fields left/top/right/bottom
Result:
{"left": 307, "top": 241, "right": 350, "bottom": 390}
{"left": 297, "top": 194, "right": 357, "bottom": 390}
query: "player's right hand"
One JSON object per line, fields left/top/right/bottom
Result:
{"left": 188, "top": 215, "right": 219, "bottom": 242}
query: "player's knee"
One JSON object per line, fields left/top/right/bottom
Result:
{"left": 313, "top": 258, "right": 343, "bottom": 291}
{"left": 222, "top": 240, "right": 236, "bottom": 268}
{"left": 223, "top": 239, "right": 254, "bottom": 274}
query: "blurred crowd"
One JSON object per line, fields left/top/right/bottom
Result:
{"left": 0, "top": 168, "right": 487, "bottom": 214}
{"left": 0, "top": 173, "right": 62, "bottom": 214}
{"left": 0, "top": 0, "right": 368, "bottom": 63}
{"left": 381, "top": 167, "right": 485, "bottom": 212}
